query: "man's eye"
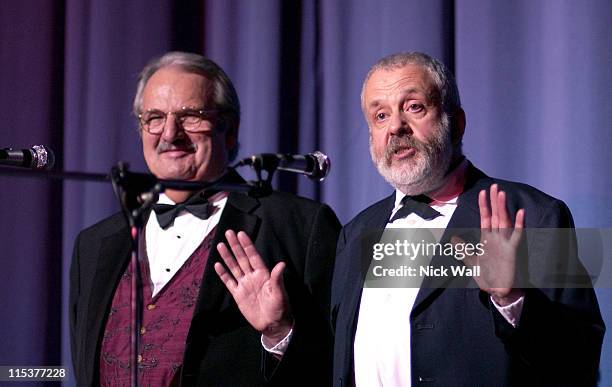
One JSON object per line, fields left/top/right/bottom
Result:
{"left": 375, "top": 112, "right": 388, "bottom": 121}
{"left": 406, "top": 104, "right": 424, "bottom": 113}
{"left": 146, "top": 114, "right": 165, "bottom": 125}
{"left": 180, "top": 112, "right": 202, "bottom": 124}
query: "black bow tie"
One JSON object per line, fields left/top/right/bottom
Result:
{"left": 152, "top": 193, "right": 212, "bottom": 229}
{"left": 389, "top": 195, "right": 442, "bottom": 223}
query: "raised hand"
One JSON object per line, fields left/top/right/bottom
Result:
{"left": 454, "top": 184, "right": 525, "bottom": 306}
{"left": 214, "top": 230, "right": 293, "bottom": 346}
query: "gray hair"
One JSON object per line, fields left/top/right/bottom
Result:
{"left": 133, "top": 51, "right": 241, "bottom": 160}
{"left": 361, "top": 52, "right": 461, "bottom": 116}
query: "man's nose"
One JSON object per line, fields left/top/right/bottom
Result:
{"left": 160, "top": 113, "right": 184, "bottom": 141}
{"left": 388, "top": 111, "right": 410, "bottom": 136}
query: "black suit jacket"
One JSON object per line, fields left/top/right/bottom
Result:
{"left": 331, "top": 163, "right": 605, "bottom": 386}
{"left": 70, "top": 188, "right": 340, "bottom": 387}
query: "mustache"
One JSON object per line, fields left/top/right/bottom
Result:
{"left": 384, "top": 134, "right": 424, "bottom": 160}
{"left": 156, "top": 139, "right": 197, "bottom": 154}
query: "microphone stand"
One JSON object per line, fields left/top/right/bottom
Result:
{"left": 1, "top": 162, "right": 258, "bottom": 387}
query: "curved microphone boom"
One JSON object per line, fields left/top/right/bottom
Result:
{"left": 0, "top": 145, "right": 55, "bottom": 170}
{"left": 238, "top": 151, "right": 330, "bottom": 181}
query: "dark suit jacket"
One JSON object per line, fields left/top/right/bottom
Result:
{"left": 70, "top": 188, "right": 340, "bottom": 387}
{"left": 331, "top": 163, "right": 605, "bottom": 386}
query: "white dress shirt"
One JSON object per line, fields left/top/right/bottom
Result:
{"left": 145, "top": 192, "right": 228, "bottom": 297}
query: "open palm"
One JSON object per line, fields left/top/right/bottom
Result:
{"left": 215, "top": 230, "right": 293, "bottom": 343}
{"left": 457, "top": 184, "right": 525, "bottom": 305}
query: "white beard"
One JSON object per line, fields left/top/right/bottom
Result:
{"left": 370, "top": 116, "right": 453, "bottom": 195}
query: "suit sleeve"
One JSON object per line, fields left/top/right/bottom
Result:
{"left": 491, "top": 200, "right": 605, "bottom": 385}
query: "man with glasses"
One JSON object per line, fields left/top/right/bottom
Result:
{"left": 70, "top": 52, "right": 340, "bottom": 386}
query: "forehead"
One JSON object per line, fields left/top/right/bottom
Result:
{"left": 363, "top": 64, "right": 436, "bottom": 106}
{"left": 142, "top": 66, "right": 211, "bottom": 109}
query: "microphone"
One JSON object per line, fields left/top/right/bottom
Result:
{"left": 0, "top": 145, "right": 55, "bottom": 170}
{"left": 239, "top": 151, "right": 330, "bottom": 181}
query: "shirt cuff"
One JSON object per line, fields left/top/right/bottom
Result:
{"left": 491, "top": 295, "right": 524, "bottom": 328}
{"left": 261, "top": 328, "right": 293, "bottom": 356}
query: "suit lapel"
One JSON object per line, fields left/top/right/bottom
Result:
{"left": 341, "top": 194, "right": 396, "bottom": 345}
{"left": 359, "top": 194, "right": 397, "bottom": 276}
{"left": 180, "top": 191, "right": 260, "bottom": 382}
{"left": 84, "top": 223, "right": 132, "bottom": 374}
{"left": 411, "top": 163, "right": 490, "bottom": 316}
{"left": 186, "top": 169, "right": 262, "bottom": 320}
{"left": 192, "top": 191, "right": 261, "bottom": 319}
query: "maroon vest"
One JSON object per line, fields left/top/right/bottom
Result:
{"left": 99, "top": 228, "right": 215, "bottom": 386}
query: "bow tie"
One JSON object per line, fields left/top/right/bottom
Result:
{"left": 152, "top": 193, "right": 212, "bottom": 229}
{"left": 389, "top": 195, "right": 442, "bottom": 223}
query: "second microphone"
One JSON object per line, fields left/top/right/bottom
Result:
{"left": 238, "top": 151, "right": 330, "bottom": 181}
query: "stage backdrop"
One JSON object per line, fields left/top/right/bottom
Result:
{"left": 0, "top": 0, "right": 610, "bottom": 385}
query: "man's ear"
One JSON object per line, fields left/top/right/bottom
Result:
{"left": 451, "top": 107, "right": 466, "bottom": 146}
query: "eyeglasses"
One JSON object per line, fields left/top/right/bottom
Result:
{"left": 138, "top": 107, "right": 218, "bottom": 134}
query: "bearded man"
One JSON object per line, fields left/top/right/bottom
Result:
{"left": 330, "top": 52, "right": 604, "bottom": 387}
